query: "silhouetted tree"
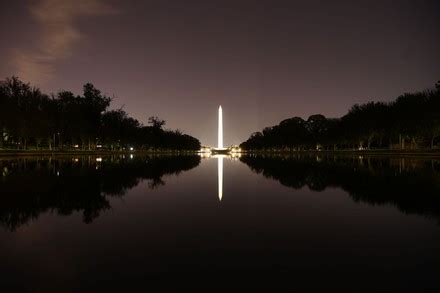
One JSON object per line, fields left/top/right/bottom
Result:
{"left": 241, "top": 81, "right": 440, "bottom": 151}
{"left": 0, "top": 77, "right": 201, "bottom": 151}
{"left": 148, "top": 116, "right": 166, "bottom": 129}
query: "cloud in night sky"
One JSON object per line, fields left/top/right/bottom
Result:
{"left": 13, "top": 0, "right": 116, "bottom": 85}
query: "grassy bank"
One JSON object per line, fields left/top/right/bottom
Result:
{"left": 2, "top": 149, "right": 440, "bottom": 158}
{"left": 0, "top": 149, "right": 199, "bottom": 157}
{"left": 241, "top": 149, "right": 440, "bottom": 157}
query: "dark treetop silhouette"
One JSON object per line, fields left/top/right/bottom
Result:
{"left": 0, "top": 76, "right": 201, "bottom": 151}
{"left": 0, "top": 155, "right": 201, "bottom": 231}
{"left": 240, "top": 81, "right": 440, "bottom": 151}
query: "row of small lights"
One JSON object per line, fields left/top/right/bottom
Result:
{"left": 199, "top": 147, "right": 242, "bottom": 152}
{"left": 73, "top": 145, "right": 135, "bottom": 151}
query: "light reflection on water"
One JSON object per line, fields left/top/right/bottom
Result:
{"left": 216, "top": 155, "right": 224, "bottom": 201}
{"left": 200, "top": 152, "right": 242, "bottom": 201}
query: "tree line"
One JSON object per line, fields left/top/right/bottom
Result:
{"left": 241, "top": 81, "right": 440, "bottom": 151}
{"left": 0, "top": 76, "right": 201, "bottom": 151}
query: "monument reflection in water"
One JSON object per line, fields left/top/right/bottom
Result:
{"left": 218, "top": 155, "right": 223, "bottom": 201}
{"left": 200, "top": 153, "right": 231, "bottom": 201}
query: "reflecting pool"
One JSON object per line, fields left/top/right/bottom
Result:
{"left": 0, "top": 154, "right": 439, "bottom": 291}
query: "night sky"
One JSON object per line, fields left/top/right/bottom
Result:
{"left": 1, "top": 0, "right": 439, "bottom": 146}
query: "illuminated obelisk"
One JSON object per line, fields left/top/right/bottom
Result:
{"left": 218, "top": 105, "right": 223, "bottom": 149}
{"left": 213, "top": 105, "right": 228, "bottom": 154}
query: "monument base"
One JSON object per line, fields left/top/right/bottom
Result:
{"left": 212, "top": 148, "right": 230, "bottom": 154}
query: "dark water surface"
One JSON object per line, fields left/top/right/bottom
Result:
{"left": 0, "top": 154, "right": 439, "bottom": 291}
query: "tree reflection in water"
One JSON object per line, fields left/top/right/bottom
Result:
{"left": 241, "top": 154, "right": 440, "bottom": 222}
{"left": 0, "top": 155, "right": 200, "bottom": 230}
